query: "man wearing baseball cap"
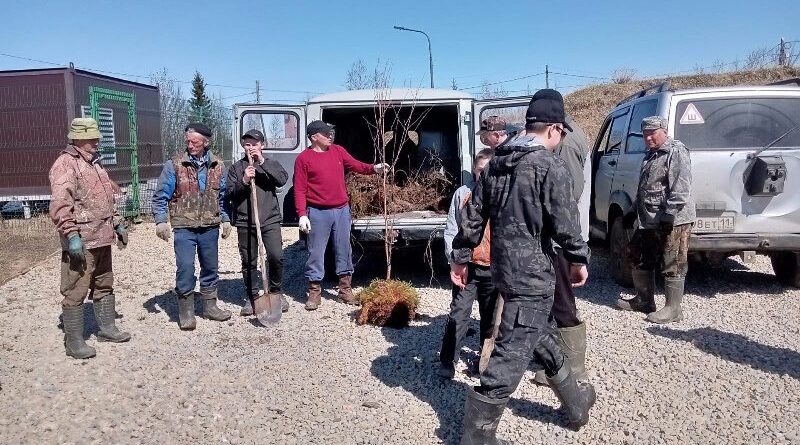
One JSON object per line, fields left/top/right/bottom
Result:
{"left": 49, "top": 117, "right": 131, "bottom": 359}
{"left": 152, "top": 123, "right": 233, "bottom": 330}
{"left": 225, "top": 129, "right": 290, "bottom": 316}
{"left": 451, "top": 89, "right": 595, "bottom": 441}
{"left": 293, "top": 120, "right": 388, "bottom": 310}
{"left": 617, "top": 116, "right": 695, "bottom": 324}
{"left": 475, "top": 115, "right": 511, "bottom": 149}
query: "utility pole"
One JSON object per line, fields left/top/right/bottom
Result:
{"left": 779, "top": 38, "right": 787, "bottom": 67}
{"left": 545, "top": 65, "right": 549, "bottom": 89}
{"left": 255, "top": 80, "right": 261, "bottom": 102}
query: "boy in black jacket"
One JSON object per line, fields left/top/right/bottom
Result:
{"left": 226, "top": 129, "right": 290, "bottom": 315}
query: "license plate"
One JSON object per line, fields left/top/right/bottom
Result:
{"left": 694, "top": 216, "right": 735, "bottom": 233}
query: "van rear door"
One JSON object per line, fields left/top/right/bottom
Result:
{"left": 234, "top": 104, "right": 306, "bottom": 224}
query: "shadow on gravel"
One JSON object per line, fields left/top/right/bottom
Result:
{"left": 142, "top": 291, "right": 180, "bottom": 323}
{"left": 370, "top": 315, "right": 467, "bottom": 445}
{"left": 686, "top": 258, "right": 785, "bottom": 298}
{"left": 507, "top": 397, "right": 562, "bottom": 427}
{"left": 648, "top": 326, "right": 800, "bottom": 379}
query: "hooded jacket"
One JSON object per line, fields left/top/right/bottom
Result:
{"left": 452, "top": 134, "right": 589, "bottom": 296}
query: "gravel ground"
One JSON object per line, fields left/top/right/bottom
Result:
{"left": 1, "top": 223, "right": 799, "bottom": 444}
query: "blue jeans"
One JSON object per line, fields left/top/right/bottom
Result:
{"left": 174, "top": 226, "right": 219, "bottom": 295}
{"left": 305, "top": 206, "right": 353, "bottom": 281}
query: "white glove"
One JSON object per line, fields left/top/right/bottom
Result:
{"left": 221, "top": 221, "right": 232, "bottom": 239}
{"left": 155, "top": 222, "right": 171, "bottom": 241}
{"left": 374, "top": 163, "right": 390, "bottom": 175}
{"left": 298, "top": 216, "right": 311, "bottom": 233}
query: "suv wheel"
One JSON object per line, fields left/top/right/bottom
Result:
{"left": 770, "top": 252, "right": 800, "bottom": 287}
{"left": 609, "top": 217, "right": 634, "bottom": 288}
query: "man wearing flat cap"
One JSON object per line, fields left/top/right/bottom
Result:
{"left": 293, "top": 120, "right": 388, "bottom": 311}
{"left": 617, "top": 116, "right": 695, "bottom": 324}
{"left": 49, "top": 117, "right": 131, "bottom": 359}
{"left": 152, "top": 123, "right": 232, "bottom": 330}
{"left": 226, "top": 129, "right": 290, "bottom": 316}
{"left": 451, "top": 89, "right": 595, "bottom": 441}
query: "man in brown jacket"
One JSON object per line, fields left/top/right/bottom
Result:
{"left": 49, "top": 118, "right": 131, "bottom": 359}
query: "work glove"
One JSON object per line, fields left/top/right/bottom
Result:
{"left": 155, "top": 222, "right": 171, "bottom": 241}
{"left": 67, "top": 233, "right": 86, "bottom": 266}
{"left": 221, "top": 221, "right": 232, "bottom": 239}
{"left": 114, "top": 223, "right": 128, "bottom": 249}
{"left": 660, "top": 213, "right": 675, "bottom": 230}
{"left": 373, "top": 163, "right": 390, "bottom": 175}
{"left": 298, "top": 215, "right": 311, "bottom": 233}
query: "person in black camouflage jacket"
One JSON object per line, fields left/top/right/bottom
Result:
{"left": 617, "top": 116, "right": 695, "bottom": 324}
{"left": 451, "top": 89, "right": 596, "bottom": 442}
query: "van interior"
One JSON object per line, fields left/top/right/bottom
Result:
{"left": 322, "top": 104, "right": 462, "bottom": 195}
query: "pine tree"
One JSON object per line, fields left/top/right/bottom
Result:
{"left": 188, "top": 71, "right": 211, "bottom": 123}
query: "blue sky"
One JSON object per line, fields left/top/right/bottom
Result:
{"left": 2, "top": 0, "right": 797, "bottom": 105}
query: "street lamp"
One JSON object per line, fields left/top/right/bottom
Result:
{"left": 393, "top": 25, "right": 434, "bottom": 88}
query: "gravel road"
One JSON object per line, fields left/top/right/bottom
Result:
{"left": 1, "top": 223, "right": 798, "bottom": 444}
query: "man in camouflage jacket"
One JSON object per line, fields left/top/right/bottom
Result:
{"left": 617, "top": 116, "right": 695, "bottom": 324}
{"left": 49, "top": 118, "right": 131, "bottom": 359}
{"left": 152, "top": 123, "right": 232, "bottom": 330}
{"left": 451, "top": 90, "right": 595, "bottom": 442}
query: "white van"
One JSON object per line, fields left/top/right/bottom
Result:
{"left": 233, "top": 88, "right": 532, "bottom": 260}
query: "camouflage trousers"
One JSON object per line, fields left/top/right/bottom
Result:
{"left": 477, "top": 294, "right": 565, "bottom": 400}
{"left": 626, "top": 223, "right": 692, "bottom": 278}
{"left": 59, "top": 245, "right": 113, "bottom": 307}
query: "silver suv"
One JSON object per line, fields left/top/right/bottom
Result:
{"left": 589, "top": 80, "right": 800, "bottom": 287}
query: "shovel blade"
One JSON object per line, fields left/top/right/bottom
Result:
{"left": 253, "top": 292, "right": 281, "bottom": 327}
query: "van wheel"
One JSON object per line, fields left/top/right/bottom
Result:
{"left": 609, "top": 217, "right": 634, "bottom": 288}
{"left": 770, "top": 252, "right": 800, "bottom": 287}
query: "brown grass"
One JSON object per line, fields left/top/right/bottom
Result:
{"left": 356, "top": 279, "right": 419, "bottom": 327}
{"left": 565, "top": 67, "right": 800, "bottom": 144}
{"left": 347, "top": 170, "right": 455, "bottom": 218}
{"left": 0, "top": 216, "right": 60, "bottom": 285}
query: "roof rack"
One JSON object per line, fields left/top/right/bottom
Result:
{"left": 616, "top": 82, "right": 672, "bottom": 107}
{"left": 767, "top": 78, "right": 800, "bottom": 87}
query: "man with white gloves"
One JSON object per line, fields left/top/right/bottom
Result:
{"left": 292, "top": 120, "right": 387, "bottom": 310}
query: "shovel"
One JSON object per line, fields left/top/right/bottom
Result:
{"left": 246, "top": 151, "right": 282, "bottom": 327}
{"left": 478, "top": 296, "right": 503, "bottom": 375}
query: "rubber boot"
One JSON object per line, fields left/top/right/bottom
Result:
{"left": 201, "top": 287, "right": 231, "bottom": 321}
{"left": 240, "top": 298, "right": 254, "bottom": 316}
{"left": 305, "top": 281, "right": 322, "bottom": 311}
{"left": 275, "top": 293, "right": 290, "bottom": 312}
{"left": 93, "top": 294, "right": 131, "bottom": 342}
{"left": 338, "top": 274, "right": 359, "bottom": 305}
{"left": 177, "top": 292, "right": 196, "bottom": 331}
{"left": 459, "top": 389, "right": 511, "bottom": 445}
{"left": 647, "top": 277, "right": 685, "bottom": 324}
{"left": 62, "top": 306, "right": 96, "bottom": 359}
{"left": 616, "top": 269, "right": 657, "bottom": 313}
{"left": 533, "top": 321, "right": 588, "bottom": 385}
{"left": 547, "top": 360, "right": 596, "bottom": 431}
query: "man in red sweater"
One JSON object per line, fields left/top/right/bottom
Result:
{"left": 294, "top": 120, "right": 387, "bottom": 310}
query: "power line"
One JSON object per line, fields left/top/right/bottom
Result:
{"left": 461, "top": 72, "right": 545, "bottom": 90}
{"left": 0, "top": 52, "right": 321, "bottom": 95}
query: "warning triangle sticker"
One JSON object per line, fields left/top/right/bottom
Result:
{"left": 679, "top": 103, "right": 705, "bottom": 125}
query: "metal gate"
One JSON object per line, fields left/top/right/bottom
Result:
{"left": 88, "top": 87, "right": 140, "bottom": 217}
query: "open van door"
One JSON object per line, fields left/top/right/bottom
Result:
{"left": 472, "top": 95, "right": 532, "bottom": 152}
{"left": 234, "top": 103, "right": 306, "bottom": 224}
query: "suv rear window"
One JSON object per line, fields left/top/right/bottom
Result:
{"left": 674, "top": 97, "right": 800, "bottom": 150}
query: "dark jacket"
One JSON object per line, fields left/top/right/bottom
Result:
{"left": 452, "top": 134, "right": 589, "bottom": 296}
{"left": 636, "top": 137, "right": 695, "bottom": 228}
{"left": 226, "top": 156, "right": 289, "bottom": 228}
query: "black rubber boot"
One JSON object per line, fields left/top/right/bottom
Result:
{"left": 647, "top": 277, "right": 685, "bottom": 324}
{"left": 459, "top": 389, "right": 512, "bottom": 445}
{"left": 201, "top": 287, "right": 231, "bottom": 321}
{"left": 240, "top": 297, "right": 254, "bottom": 316}
{"left": 177, "top": 292, "right": 196, "bottom": 330}
{"left": 93, "top": 294, "right": 131, "bottom": 342}
{"left": 62, "top": 306, "right": 96, "bottom": 359}
{"left": 616, "top": 269, "right": 657, "bottom": 313}
{"left": 547, "top": 361, "right": 596, "bottom": 431}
